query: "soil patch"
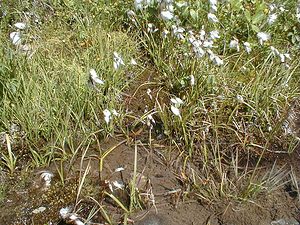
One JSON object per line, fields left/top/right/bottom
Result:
{"left": 0, "top": 138, "right": 299, "bottom": 224}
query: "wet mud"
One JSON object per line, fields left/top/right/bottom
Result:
{"left": 0, "top": 137, "right": 299, "bottom": 225}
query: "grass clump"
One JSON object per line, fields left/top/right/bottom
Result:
{"left": 125, "top": 0, "right": 300, "bottom": 202}
{"left": 0, "top": 1, "right": 141, "bottom": 167}
{"left": 129, "top": 0, "right": 300, "bottom": 153}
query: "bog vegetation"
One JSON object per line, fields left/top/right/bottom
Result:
{"left": 0, "top": 0, "right": 299, "bottom": 224}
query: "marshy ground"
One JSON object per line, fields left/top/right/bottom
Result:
{"left": 1, "top": 137, "right": 299, "bottom": 224}
{"left": 0, "top": 0, "right": 300, "bottom": 225}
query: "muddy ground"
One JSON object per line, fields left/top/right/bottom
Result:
{"left": 0, "top": 136, "right": 299, "bottom": 225}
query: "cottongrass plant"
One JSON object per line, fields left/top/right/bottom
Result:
{"left": 127, "top": 0, "right": 300, "bottom": 201}
{"left": 129, "top": 0, "right": 299, "bottom": 151}
{"left": 0, "top": 4, "right": 141, "bottom": 168}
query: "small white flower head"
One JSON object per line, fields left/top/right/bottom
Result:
{"left": 32, "top": 206, "right": 46, "bottom": 214}
{"left": 60, "top": 207, "right": 84, "bottom": 225}
{"left": 147, "top": 23, "right": 158, "bottom": 33}
{"left": 147, "top": 23, "right": 153, "bottom": 32}
{"left": 209, "top": 0, "right": 218, "bottom": 12}
{"left": 210, "top": 4, "right": 217, "bottom": 13}
{"left": 229, "top": 39, "right": 240, "bottom": 52}
{"left": 270, "top": 46, "right": 280, "bottom": 55}
{"left": 60, "top": 207, "right": 72, "bottom": 219}
{"left": 257, "top": 32, "right": 270, "bottom": 45}
{"left": 199, "top": 28, "right": 206, "bottom": 41}
{"left": 213, "top": 55, "right": 223, "bottom": 66}
{"left": 240, "top": 66, "right": 248, "bottom": 72}
{"left": 210, "top": 30, "right": 220, "bottom": 40}
{"left": 209, "top": 0, "right": 217, "bottom": 5}
{"left": 72, "top": 217, "right": 84, "bottom": 225}
{"left": 161, "top": 10, "right": 174, "bottom": 21}
{"left": 134, "top": 0, "right": 144, "bottom": 10}
{"left": 267, "top": 13, "right": 277, "bottom": 25}
{"left": 243, "top": 42, "right": 252, "bottom": 54}
{"left": 175, "top": 2, "right": 188, "bottom": 8}
{"left": 267, "top": 124, "right": 272, "bottom": 132}
{"left": 105, "top": 180, "right": 113, "bottom": 192}
{"left": 206, "top": 49, "right": 214, "bottom": 59}
{"left": 171, "top": 105, "right": 181, "bottom": 117}
{"left": 284, "top": 53, "right": 291, "bottom": 60}
{"left": 188, "top": 29, "right": 194, "bottom": 35}
{"left": 127, "top": 10, "right": 136, "bottom": 22}
{"left": 171, "top": 97, "right": 184, "bottom": 107}
{"left": 164, "top": 0, "right": 174, "bottom": 4}
{"left": 297, "top": 5, "right": 300, "bottom": 21}
{"left": 236, "top": 94, "right": 244, "bottom": 103}
{"left": 279, "top": 54, "right": 285, "bottom": 63}
{"left": 112, "top": 180, "right": 125, "bottom": 190}
{"left": 113, "top": 52, "right": 125, "bottom": 70}
{"left": 103, "top": 109, "right": 118, "bottom": 124}
{"left": 14, "top": 22, "right": 26, "bottom": 30}
{"left": 193, "top": 45, "right": 205, "bottom": 58}
{"left": 190, "top": 75, "right": 195, "bottom": 86}
{"left": 191, "top": 38, "right": 202, "bottom": 48}
{"left": 115, "top": 167, "right": 125, "bottom": 172}
{"left": 147, "top": 114, "right": 156, "bottom": 125}
{"left": 269, "top": 3, "right": 277, "bottom": 12}
{"left": 90, "top": 68, "right": 97, "bottom": 77}
{"left": 278, "top": 53, "right": 291, "bottom": 63}
{"left": 19, "top": 44, "right": 32, "bottom": 54}
{"left": 207, "top": 13, "right": 219, "bottom": 23}
{"left": 10, "top": 31, "right": 21, "bottom": 45}
{"left": 130, "top": 58, "right": 137, "bottom": 65}
{"left": 188, "top": 35, "right": 196, "bottom": 45}
{"left": 203, "top": 40, "right": 214, "bottom": 48}
{"left": 162, "top": 29, "right": 170, "bottom": 38}
{"left": 90, "top": 69, "right": 104, "bottom": 85}
{"left": 166, "top": 4, "right": 174, "bottom": 12}
{"left": 172, "top": 25, "right": 185, "bottom": 39}
{"left": 279, "top": 6, "right": 286, "bottom": 12}
{"left": 103, "top": 109, "right": 112, "bottom": 124}
{"left": 112, "top": 109, "right": 119, "bottom": 116}
{"left": 40, "top": 171, "right": 54, "bottom": 188}
{"left": 175, "top": 26, "right": 185, "bottom": 33}
{"left": 10, "top": 123, "right": 20, "bottom": 133}
{"left": 146, "top": 88, "right": 152, "bottom": 99}
{"left": 206, "top": 49, "right": 223, "bottom": 66}
{"left": 170, "top": 97, "right": 183, "bottom": 117}
{"left": 127, "top": 10, "right": 136, "bottom": 17}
